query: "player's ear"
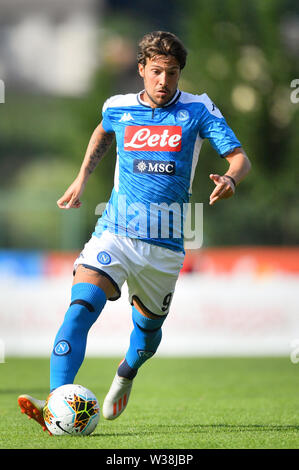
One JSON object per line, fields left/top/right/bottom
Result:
{"left": 138, "top": 63, "right": 145, "bottom": 78}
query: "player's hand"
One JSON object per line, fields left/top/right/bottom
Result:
{"left": 209, "top": 174, "right": 235, "bottom": 206}
{"left": 57, "top": 177, "right": 85, "bottom": 209}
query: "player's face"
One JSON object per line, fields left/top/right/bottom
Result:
{"left": 138, "top": 55, "right": 181, "bottom": 108}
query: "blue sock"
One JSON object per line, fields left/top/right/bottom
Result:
{"left": 118, "top": 306, "right": 166, "bottom": 379}
{"left": 50, "top": 282, "right": 106, "bottom": 391}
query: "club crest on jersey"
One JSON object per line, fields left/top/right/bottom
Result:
{"left": 176, "top": 109, "right": 189, "bottom": 121}
{"left": 124, "top": 125, "right": 182, "bottom": 151}
{"left": 97, "top": 251, "right": 111, "bottom": 265}
{"left": 133, "top": 159, "right": 176, "bottom": 175}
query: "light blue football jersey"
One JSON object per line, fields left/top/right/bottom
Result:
{"left": 93, "top": 89, "right": 241, "bottom": 252}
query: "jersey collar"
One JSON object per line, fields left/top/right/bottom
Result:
{"left": 137, "top": 89, "right": 181, "bottom": 108}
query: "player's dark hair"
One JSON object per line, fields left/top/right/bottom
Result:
{"left": 137, "top": 31, "right": 187, "bottom": 70}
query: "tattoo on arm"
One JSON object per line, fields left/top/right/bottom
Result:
{"left": 86, "top": 132, "right": 114, "bottom": 175}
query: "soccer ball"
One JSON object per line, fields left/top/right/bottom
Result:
{"left": 43, "top": 384, "right": 100, "bottom": 436}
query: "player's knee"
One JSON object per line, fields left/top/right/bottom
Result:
{"left": 132, "top": 305, "right": 166, "bottom": 328}
{"left": 63, "top": 282, "right": 107, "bottom": 330}
{"left": 132, "top": 306, "right": 166, "bottom": 351}
{"left": 71, "top": 282, "right": 106, "bottom": 312}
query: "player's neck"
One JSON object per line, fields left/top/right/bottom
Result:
{"left": 139, "top": 89, "right": 179, "bottom": 108}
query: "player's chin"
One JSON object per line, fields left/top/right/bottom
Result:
{"left": 155, "top": 93, "right": 170, "bottom": 105}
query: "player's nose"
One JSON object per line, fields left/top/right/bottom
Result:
{"left": 159, "top": 72, "right": 168, "bottom": 87}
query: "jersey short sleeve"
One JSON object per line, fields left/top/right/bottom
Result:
{"left": 101, "top": 98, "right": 114, "bottom": 133}
{"left": 198, "top": 93, "right": 241, "bottom": 157}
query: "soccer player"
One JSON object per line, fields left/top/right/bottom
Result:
{"left": 18, "top": 31, "right": 251, "bottom": 432}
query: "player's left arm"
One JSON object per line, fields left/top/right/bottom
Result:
{"left": 209, "top": 147, "right": 251, "bottom": 206}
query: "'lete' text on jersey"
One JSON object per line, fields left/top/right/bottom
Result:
{"left": 94, "top": 90, "right": 241, "bottom": 252}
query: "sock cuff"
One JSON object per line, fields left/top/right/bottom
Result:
{"left": 71, "top": 282, "right": 107, "bottom": 312}
{"left": 117, "top": 358, "right": 138, "bottom": 380}
{"left": 132, "top": 306, "right": 166, "bottom": 330}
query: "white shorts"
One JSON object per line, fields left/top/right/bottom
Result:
{"left": 73, "top": 230, "right": 184, "bottom": 316}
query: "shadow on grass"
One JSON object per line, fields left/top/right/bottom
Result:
{"left": 90, "top": 423, "right": 299, "bottom": 438}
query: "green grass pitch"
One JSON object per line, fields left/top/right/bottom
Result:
{"left": 1, "top": 357, "right": 299, "bottom": 449}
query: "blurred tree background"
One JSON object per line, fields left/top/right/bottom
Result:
{"left": 0, "top": 0, "right": 298, "bottom": 251}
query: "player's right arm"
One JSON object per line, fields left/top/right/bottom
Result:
{"left": 57, "top": 122, "right": 115, "bottom": 209}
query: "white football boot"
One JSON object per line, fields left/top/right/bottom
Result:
{"left": 102, "top": 374, "right": 133, "bottom": 420}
